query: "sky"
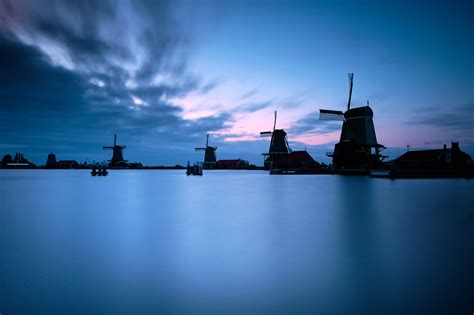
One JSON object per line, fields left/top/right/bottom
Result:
{"left": 0, "top": 0, "right": 473, "bottom": 166}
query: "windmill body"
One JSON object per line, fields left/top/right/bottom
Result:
{"left": 103, "top": 134, "right": 128, "bottom": 167}
{"left": 319, "top": 74, "right": 385, "bottom": 169}
{"left": 261, "top": 111, "right": 292, "bottom": 169}
{"left": 195, "top": 134, "right": 217, "bottom": 169}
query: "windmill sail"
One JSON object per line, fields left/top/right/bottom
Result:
{"left": 347, "top": 73, "right": 354, "bottom": 111}
{"left": 319, "top": 109, "right": 345, "bottom": 120}
{"left": 260, "top": 111, "right": 278, "bottom": 136}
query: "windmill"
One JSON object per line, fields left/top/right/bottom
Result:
{"left": 195, "top": 134, "right": 217, "bottom": 169}
{"left": 260, "top": 110, "right": 291, "bottom": 169}
{"left": 103, "top": 134, "right": 127, "bottom": 166}
{"left": 319, "top": 73, "right": 385, "bottom": 169}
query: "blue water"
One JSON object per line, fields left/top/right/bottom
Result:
{"left": 0, "top": 170, "right": 473, "bottom": 314}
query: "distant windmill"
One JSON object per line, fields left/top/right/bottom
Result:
{"left": 103, "top": 134, "right": 127, "bottom": 166}
{"left": 260, "top": 110, "right": 291, "bottom": 169}
{"left": 319, "top": 73, "right": 385, "bottom": 169}
{"left": 195, "top": 134, "right": 217, "bottom": 169}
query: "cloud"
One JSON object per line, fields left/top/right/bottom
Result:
{"left": 405, "top": 102, "right": 474, "bottom": 132}
{"left": 235, "top": 101, "right": 272, "bottom": 113}
{"left": 0, "top": 0, "right": 231, "bottom": 164}
{"left": 240, "top": 88, "right": 259, "bottom": 100}
{"left": 290, "top": 112, "right": 342, "bottom": 136}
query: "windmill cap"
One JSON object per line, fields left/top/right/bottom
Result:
{"left": 272, "top": 129, "right": 287, "bottom": 134}
{"left": 345, "top": 106, "right": 373, "bottom": 118}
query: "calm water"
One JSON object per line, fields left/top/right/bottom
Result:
{"left": 0, "top": 170, "right": 473, "bottom": 314}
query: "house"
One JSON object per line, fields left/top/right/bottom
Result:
{"left": 390, "top": 142, "right": 472, "bottom": 178}
{"left": 274, "top": 150, "right": 320, "bottom": 169}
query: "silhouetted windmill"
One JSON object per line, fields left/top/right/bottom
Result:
{"left": 260, "top": 110, "right": 291, "bottom": 169}
{"left": 195, "top": 134, "right": 217, "bottom": 169}
{"left": 319, "top": 73, "right": 385, "bottom": 169}
{"left": 103, "top": 134, "right": 127, "bottom": 166}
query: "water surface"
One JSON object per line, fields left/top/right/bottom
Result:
{"left": 1, "top": 170, "right": 473, "bottom": 314}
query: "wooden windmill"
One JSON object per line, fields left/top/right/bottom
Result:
{"left": 103, "top": 134, "right": 127, "bottom": 166}
{"left": 260, "top": 111, "right": 291, "bottom": 169}
{"left": 195, "top": 134, "right": 217, "bottom": 169}
{"left": 319, "top": 73, "right": 385, "bottom": 169}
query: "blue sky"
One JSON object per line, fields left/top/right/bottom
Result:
{"left": 0, "top": 0, "right": 473, "bottom": 165}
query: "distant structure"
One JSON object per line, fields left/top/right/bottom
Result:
{"left": 46, "top": 152, "right": 57, "bottom": 168}
{"left": 103, "top": 134, "right": 128, "bottom": 167}
{"left": 214, "top": 159, "right": 249, "bottom": 169}
{"left": 390, "top": 142, "right": 473, "bottom": 178}
{"left": 319, "top": 73, "right": 386, "bottom": 170}
{"left": 1, "top": 152, "right": 35, "bottom": 168}
{"left": 56, "top": 160, "right": 79, "bottom": 169}
{"left": 1, "top": 154, "right": 13, "bottom": 166}
{"left": 13, "top": 152, "right": 28, "bottom": 164}
{"left": 195, "top": 134, "right": 217, "bottom": 169}
{"left": 44, "top": 152, "right": 79, "bottom": 169}
{"left": 261, "top": 111, "right": 319, "bottom": 171}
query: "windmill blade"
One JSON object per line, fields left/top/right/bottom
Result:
{"left": 205, "top": 134, "right": 209, "bottom": 147}
{"left": 319, "top": 109, "right": 344, "bottom": 121}
{"left": 273, "top": 110, "right": 277, "bottom": 131}
{"left": 347, "top": 73, "right": 354, "bottom": 111}
{"left": 114, "top": 134, "right": 117, "bottom": 146}
{"left": 195, "top": 147, "right": 206, "bottom": 151}
{"left": 260, "top": 131, "right": 273, "bottom": 137}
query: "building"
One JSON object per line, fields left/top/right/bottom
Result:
{"left": 274, "top": 151, "right": 320, "bottom": 169}
{"left": 1, "top": 152, "right": 36, "bottom": 168}
{"left": 56, "top": 160, "right": 79, "bottom": 169}
{"left": 213, "top": 159, "right": 249, "bottom": 169}
{"left": 390, "top": 142, "right": 473, "bottom": 178}
{"left": 45, "top": 152, "right": 57, "bottom": 168}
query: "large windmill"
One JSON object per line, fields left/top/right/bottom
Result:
{"left": 103, "top": 134, "right": 127, "bottom": 166}
{"left": 195, "top": 134, "right": 217, "bottom": 169}
{"left": 319, "top": 73, "right": 385, "bottom": 169}
{"left": 260, "top": 111, "right": 291, "bottom": 169}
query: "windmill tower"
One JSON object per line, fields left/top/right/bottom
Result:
{"left": 103, "top": 134, "right": 127, "bottom": 166}
{"left": 260, "top": 111, "right": 291, "bottom": 169}
{"left": 195, "top": 134, "right": 217, "bottom": 169}
{"left": 319, "top": 73, "right": 385, "bottom": 169}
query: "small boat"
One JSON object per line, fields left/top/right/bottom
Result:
{"left": 186, "top": 161, "right": 203, "bottom": 176}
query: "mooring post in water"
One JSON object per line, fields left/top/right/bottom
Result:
{"left": 91, "top": 166, "right": 108, "bottom": 176}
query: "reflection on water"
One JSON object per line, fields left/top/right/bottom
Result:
{"left": 0, "top": 170, "right": 473, "bottom": 314}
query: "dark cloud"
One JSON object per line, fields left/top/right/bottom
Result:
{"left": 0, "top": 37, "right": 86, "bottom": 111}
{"left": 405, "top": 102, "right": 474, "bottom": 131}
{"left": 0, "top": 0, "right": 231, "bottom": 165}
